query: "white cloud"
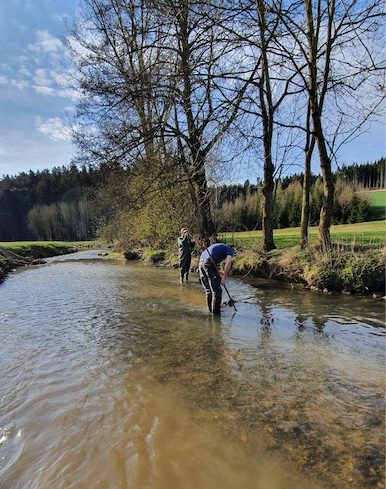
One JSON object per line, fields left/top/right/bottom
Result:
{"left": 54, "top": 13, "right": 71, "bottom": 23}
{"left": 18, "top": 66, "right": 31, "bottom": 77}
{"left": 17, "top": 55, "right": 29, "bottom": 64}
{"left": 0, "top": 126, "right": 75, "bottom": 176}
{"left": 10, "top": 79, "right": 29, "bottom": 90}
{"left": 32, "top": 68, "right": 55, "bottom": 94}
{"left": 30, "top": 67, "right": 76, "bottom": 98}
{"left": 0, "top": 63, "right": 12, "bottom": 73}
{"left": 28, "top": 30, "right": 63, "bottom": 54}
{"left": 34, "top": 68, "right": 52, "bottom": 86}
{"left": 34, "top": 85, "right": 55, "bottom": 95}
{"left": 0, "top": 74, "right": 29, "bottom": 90}
{"left": 36, "top": 116, "right": 72, "bottom": 141}
{"left": 49, "top": 69, "right": 69, "bottom": 85}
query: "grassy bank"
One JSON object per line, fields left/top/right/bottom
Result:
{"left": 221, "top": 222, "right": 385, "bottom": 295}
{"left": 231, "top": 245, "right": 385, "bottom": 295}
{"left": 124, "top": 222, "right": 385, "bottom": 296}
{"left": 0, "top": 240, "right": 102, "bottom": 282}
{"left": 128, "top": 243, "right": 385, "bottom": 296}
{"left": 220, "top": 220, "right": 385, "bottom": 249}
{"left": 0, "top": 255, "right": 8, "bottom": 281}
{"left": 0, "top": 240, "right": 100, "bottom": 257}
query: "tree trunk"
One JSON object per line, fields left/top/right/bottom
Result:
{"left": 313, "top": 114, "right": 334, "bottom": 250}
{"left": 257, "top": 0, "right": 276, "bottom": 252}
{"left": 192, "top": 161, "right": 215, "bottom": 238}
{"left": 300, "top": 150, "right": 312, "bottom": 247}
{"left": 300, "top": 105, "right": 315, "bottom": 247}
{"left": 261, "top": 148, "right": 276, "bottom": 251}
{"left": 177, "top": 3, "right": 215, "bottom": 240}
{"left": 304, "top": 0, "right": 334, "bottom": 251}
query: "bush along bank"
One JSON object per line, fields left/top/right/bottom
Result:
{"left": 123, "top": 244, "right": 385, "bottom": 297}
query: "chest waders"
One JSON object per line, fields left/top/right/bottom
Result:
{"left": 178, "top": 237, "right": 193, "bottom": 282}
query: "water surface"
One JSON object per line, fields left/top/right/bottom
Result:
{"left": 0, "top": 251, "right": 384, "bottom": 489}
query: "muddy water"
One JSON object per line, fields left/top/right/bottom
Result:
{"left": 0, "top": 251, "right": 384, "bottom": 489}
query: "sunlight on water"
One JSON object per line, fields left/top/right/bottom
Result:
{"left": 0, "top": 252, "right": 384, "bottom": 489}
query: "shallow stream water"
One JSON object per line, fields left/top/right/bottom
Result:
{"left": 0, "top": 251, "right": 384, "bottom": 489}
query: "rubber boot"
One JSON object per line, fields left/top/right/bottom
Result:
{"left": 212, "top": 301, "right": 221, "bottom": 316}
{"left": 212, "top": 290, "right": 222, "bottom": 316}
{"left": 206, "top": 294, "right": 212, "bottom": 313}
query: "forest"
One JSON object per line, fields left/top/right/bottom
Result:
{"left": 0, "top": 158, "right": 384, "bottom": 242}
{"left": 1, "top": 0, "right": 385, "bottom": 251}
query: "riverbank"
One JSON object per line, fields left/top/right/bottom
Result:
{"left": 124, "top": 243, "right": 385, "bottom": 296}
{"left": 1, "top": 240, "right": 384, "bottom": 296}
{"left": 0, "top": 241, "right": 98, "bottom": 282}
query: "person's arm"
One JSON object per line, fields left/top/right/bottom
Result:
{"left": 220, "top": 255, "right": 232, "bottom": 285}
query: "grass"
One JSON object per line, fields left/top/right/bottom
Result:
{"left": 0, "top": 240, "right": 105, "bottom": 259}
{"left": 360, "top": 189, "right": 386, "bottom": 220}
{"left": 0, "top": 240, "right": 111, "bottom": 282}
{"left": 0, "top": 240, "right": 99, "bottom": 249}
{"left": 220, "top": 220, "right": 386, "bottom": 249}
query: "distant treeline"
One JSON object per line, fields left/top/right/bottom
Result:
{"left": 213, "top": 178, "right": 372, "bottom": 232}
{"left": 0, "top": 158, "right": 384, "bottom": 241}
{"left": 214, "top": 157, "right": 385, "bottom": 206}
{"left": 0, "top": 164, "right": 104, "bottom": 241}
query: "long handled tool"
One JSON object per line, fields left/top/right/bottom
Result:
{"left": 205, "top": 247, "right": 237, "bottom": 312}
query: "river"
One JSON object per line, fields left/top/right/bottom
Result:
{"left": 0, "top": 250, "right": 384, "bottom": 489}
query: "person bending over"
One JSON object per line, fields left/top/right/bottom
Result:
{"left": 199, "top": 242, "right": 233, "bottom": 315}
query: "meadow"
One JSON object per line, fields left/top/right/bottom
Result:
{"left": 220, "top": 220, "right": 386, "bottom": 249}
{"left": 361, "top": 189, "right": 386, "bottom": 220}
{"left": 0, "top": 241, "right": 99, "bottom": 256}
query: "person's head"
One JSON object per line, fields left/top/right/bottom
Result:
{"left": 180, "top": 227, "right": 189, "bottom": 237}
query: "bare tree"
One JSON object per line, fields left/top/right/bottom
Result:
{"left": 221, "top": 0, "right": 302, "bottom": 251}
{"left": 279, "top": 0, "right": 385, "bottom": 249}
{"left": 68, "top": 0, "right": 384, "bottom": 245}
{"left": 68, "top": 0, "right": 256, "bottom": 238}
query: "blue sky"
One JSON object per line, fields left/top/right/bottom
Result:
{"left": 0, "top": 0, "right": 384, "bottom": 180}
{"left": 0, "top": 0, "right": 80, "bottom": 177}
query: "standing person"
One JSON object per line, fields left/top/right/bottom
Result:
{"left": 199, "top": 242, "right": 233, "bottom": 315}
{"left": 178, "top": 227, "right": 195, "bottom": 283}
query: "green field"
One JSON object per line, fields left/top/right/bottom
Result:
{"left": 221, "top": 220, "right": 386, "bottom": 249}
{"left": 0, "top": 240, "right": 99, "bottom": 257}
{"left": 361, "top": 189, "right": 386, "bottom": 220}
{"left": 0, "top": 240, "right": 96, "bottom": 249}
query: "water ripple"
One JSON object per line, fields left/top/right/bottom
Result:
{"left": 0, "top": 425, "right": 24, "bottom": 478}
{"left": 0, "top": 252, "right": 384, "bottom": 489}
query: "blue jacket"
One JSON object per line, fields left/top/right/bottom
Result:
{"left": 200, "top": 243, "right": 233, "bottom": 264}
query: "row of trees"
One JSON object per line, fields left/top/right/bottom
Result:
{"left": 27, "top": 200, "right": 95, "bottom": 241}
{"left": 214, "top": 179, "right": 371, "bottom": 232}
{"left": 0, "top": 159, "right": 382, "bottom": 242}
{"left": 211, "top": 158, "right": 385, "bottom": 209}
{"left": 0, "top": 165, "right": 102, "bottom": 241}
{"left": 335, "top": 158, "right": 385, "bottom": 190}
{"left": 0, "top": 164, "right": 101, "bottom": 206}
{"left": 68, "top": 0, "right": 384, "bottom": 251}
